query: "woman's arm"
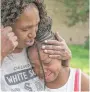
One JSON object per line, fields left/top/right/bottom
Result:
{"left": 1, "top": 26, "right": 18, "bottom": 61}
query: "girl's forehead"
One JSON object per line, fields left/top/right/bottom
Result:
{"left": 29, "top": 46, "right": 49, "bottom": 61}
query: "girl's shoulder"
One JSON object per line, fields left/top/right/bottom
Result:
{"left": 72, "top": 68, "right": 89, "bottom": 91}
{"left": 81, "top": 72, "right": 89, "bottom": 91}
{"left": 70, "top": 68, "right": 89, "bottom": 91}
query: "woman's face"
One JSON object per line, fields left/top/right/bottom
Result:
{"left": 13, "top": 5, "right": 40, "bottom": 49}
{"left": 29, "top": 47, "right": 62, "bottom": 83}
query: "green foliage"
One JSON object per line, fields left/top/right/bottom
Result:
{"left": 69, "top": 45, "right": 89, "bottom": 74}
{"left": 63, "top": 0, "right": 89, "bottom": 26}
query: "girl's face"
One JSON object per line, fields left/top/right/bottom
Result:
{"left": 13, "top": 5, "right": 40, "bottom": 49}
{"left": 29, "top": 47, "right": 62, "bottom": 83}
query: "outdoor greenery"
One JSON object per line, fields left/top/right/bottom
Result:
{"left": 69, "top": 45, "right": 89, "bottom": 74}
{"left": 84, "top": 37, "right": 89, "bottom": 49}
{"left": 63, "top": 0, "right": 89, "bottom": 26}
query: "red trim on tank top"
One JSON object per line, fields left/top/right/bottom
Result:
{"left": 74, "top": 69, "right": 80, "bottom": 91}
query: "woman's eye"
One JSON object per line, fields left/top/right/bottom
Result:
{"left": 22, "top": 29, "right": 28, "bottom": 31}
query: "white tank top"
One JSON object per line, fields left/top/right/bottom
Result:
{"left": 45, "top": 68, "right": 81, "bottom": 92}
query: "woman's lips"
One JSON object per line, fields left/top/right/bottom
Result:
{"left": 26, "top": 39, "right": 34, "bottom": 46}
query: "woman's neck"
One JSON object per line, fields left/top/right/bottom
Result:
{"left": 46, "top": 67, "right": 70, "bottom": 89}
{"left": 12, "top": 47, "right": 23, "bottom": 53}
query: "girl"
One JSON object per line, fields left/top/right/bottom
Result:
{"left": 28, "top": 39, "right": 89, "bottom": 92}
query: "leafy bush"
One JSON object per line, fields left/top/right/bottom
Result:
{"left": 64, "top": 0, "right": 89, "bottom": 26}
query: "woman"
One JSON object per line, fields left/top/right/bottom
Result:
{"left": 1, "top": 0, "right": 71, "bottom": 91}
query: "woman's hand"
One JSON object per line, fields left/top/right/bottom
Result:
{"left": 42, "top": 32, "right": 72, "bottom": 63}
{"left": 1, "top": 26, "right": 18, "bottom": 61}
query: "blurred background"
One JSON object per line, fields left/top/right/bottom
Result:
{"left": 44, "top": 0, "right": 89, "bottom": 74}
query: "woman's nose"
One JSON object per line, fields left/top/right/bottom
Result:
{"left": 28, "top": 31, "right": 36, "bottom": 39}
{"left": 28, "top": 26, "right": 38, "bottom": 38}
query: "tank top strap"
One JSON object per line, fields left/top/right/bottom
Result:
{"left": 74, "top": 69, "right": 81, "bottom": 92}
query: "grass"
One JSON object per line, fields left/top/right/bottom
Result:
{"left": 68, "top": 45, "right": 89, "bottom": 74}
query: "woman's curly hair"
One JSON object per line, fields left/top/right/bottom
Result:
{"left": 1, "top": 0, "right": 46, "bottom": 26}
{"left": 1, "top": 0, "right": 53, "bottom": 41}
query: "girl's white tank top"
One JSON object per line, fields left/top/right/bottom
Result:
{"left": 45, "top": 68, "right": 81, "bottom": 92}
